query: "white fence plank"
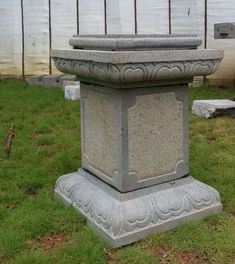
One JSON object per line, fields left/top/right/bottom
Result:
{"left": 79, "top": 0, "right": 105, "bottom": 34}
{"left": 196, "top": 0, "right": 205, "bottom": 49}
{"left": 137, "top": 0, "right": 169, "bottom": 34}
{"left": 106, "top": 0, "right": 135, "bottom": 34}
{"left": 171, "top": 0, "right": 206, "bottom": 54}
{"left": 207, "top": 0, "right": 235, "bottom": 83}
{"left": 23, "top": 0, "right": 50, "bottom": 75}
{"left": 0, "top": 0, "right": 22, "bottom": 76}
{"left": 51, "top": 0, "right": 77, "bottom": 73}
{"left": 171, "top": 0, "right": 198, "bottom": 34}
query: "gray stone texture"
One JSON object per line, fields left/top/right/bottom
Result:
{"left": 80, "top": 83, "right": 189, "bottom": 192}
{"left": 82, "top": 87, "right": 119, "bottom": 179}
{"left": 128, "top": 92, "right": 183, "bottom": 180}
{"left": 192, "top": 99, "right": 235, "bottom": 118}
{"left": 55, "top": 169, "right": 222, "bottom": 248}
{"left": 69, "top": 34, "right": 202, "bottom": 50}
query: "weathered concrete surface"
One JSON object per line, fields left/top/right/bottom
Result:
{"left": 192, "top": 99, "right": 235, "bottom": 118}
{"left": 55, "top": 169, "right": 222, "bottom": 248}
{"left": 26, "top": 74, "right": 77, "bottom": 88}
{"left": 64, "top": 85, "right": 80, "bottom": 100}
{"left": 26, "top": 75, "right": 46, "bottom": 86}
{"left": 42, "top": 74, "right": 63, "bottom": 87}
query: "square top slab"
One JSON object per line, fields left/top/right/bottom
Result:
{"left": 69, "top": 34, "right": 202, "bottom": 51}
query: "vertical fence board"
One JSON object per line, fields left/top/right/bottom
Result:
{"left": 51, "top": 0, "right": 77, "bottom": 73}
{"left": 196, "top": 0, "right": 205, "bottom": 49}
{"left": 106, "top": 0, "right": 135, "bottom": 34}
{"left": 207, "top": 0, "right": 235, "bottom": 84}
{"left": 171, "top": 0, "right": 198, "bottom": 35}
{"left": 23, "top": 0, "right": 49, "bottom": 75}
{"left": 137, "top": 0, "right": 169, "bottom": 34}
{"left": 79, "top": 0, "right": 105, "bottom": 34}
{"left": 0, "top": 0, "right": 22, "bottom": 76}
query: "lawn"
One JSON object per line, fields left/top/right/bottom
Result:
{"left": 0, "top": 79, "right": 234, "bottom": 264}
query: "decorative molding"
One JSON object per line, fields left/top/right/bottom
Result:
{"left": 53, "top": 58, "right": 221, "bottom": 85}
{"left": 55, "top": 171, "right": 222, "bottom": 240}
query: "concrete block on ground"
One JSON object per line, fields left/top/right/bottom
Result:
{"left": 64, "top": 84, "right": 80, "bottom": 100}
{"left": 62, "top": 80, "right": 80, "bottom": 90}
{"left": 26, "top": 75, "right": 46, "bottom": 86}
{"left": 42, "top": 74, "right": 64, "bottom": 87}
{"left": 59, "top": 75, "right": 77, "bottom": 87}
{"left": 192, "top": 99, "right": 235, "bottom": 118}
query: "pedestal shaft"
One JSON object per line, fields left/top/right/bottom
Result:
{"left": 81, "top": 82, "right": 189, "bottom": 192}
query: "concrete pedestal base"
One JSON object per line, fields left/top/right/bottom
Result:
{"left": 55, "top": 169, "right": 222, "bottom": 248}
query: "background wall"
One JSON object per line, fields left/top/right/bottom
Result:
{"left": 0, "top": 0, "right": 234, "bottom": 85}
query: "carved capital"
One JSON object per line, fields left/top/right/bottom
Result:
{"left": 53, "top": 58, "right": 221, "bottom": 86}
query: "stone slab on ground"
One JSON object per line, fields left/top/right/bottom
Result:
{"left": 26, "top": 75, "right": 46, "bottom": 86}
{"left": 26, "top": 74, "right": 77, "bottom": 88}
{"left": 42, "top": 74, "right": 64, "bottom": 87}
{"left": 55, "top": 169, "right": 222, "bottom": 248}
{"left": 64, "top": 84, "right": 80, "bottom": 100}
{"left": 192, "top": 99, "right": 235, "bottom": 118}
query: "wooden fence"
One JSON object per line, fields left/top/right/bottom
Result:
{"left": 0, "top": 0, "right": 235, "bottom": 85}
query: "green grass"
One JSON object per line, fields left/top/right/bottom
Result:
{"left": 0, "top": 79, "right": 235, "bottom": 264}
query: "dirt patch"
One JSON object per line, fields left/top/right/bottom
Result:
{"left": 177, "top": 251, "right": 201, "bottom": 264}
{"left": 40, "top": 234, "right": 68, "bottom": 252}
{"left": 142, "top": 245, "right": 212, "bottom": 264}
{"left": 23, "top": 183, "right": 44, "bottom": 195}
{"left": 143, "top": 244, "right": 173, "bottom": 263}
{"left": 147, "top": 245, "right": 171, "bottom": 258}
{"left": 105, "top": 250, "right": 118, "bottom": 263}
{"left": 175, "top": 251, "right": 214, "bottom": 264}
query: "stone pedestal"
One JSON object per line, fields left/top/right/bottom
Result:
{"left": 51, "top": 34, "right": 223, "bottom": 247}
